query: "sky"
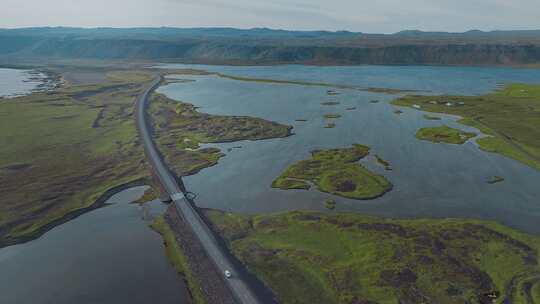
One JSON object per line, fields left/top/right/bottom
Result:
{"left": 1, "top": 0, "right": 540, "bottom": 33}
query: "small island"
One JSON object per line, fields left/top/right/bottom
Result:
{"left": 416, "top": 125, "right": 476, "bottom": 144}
{"left": 488, "top": 176, "right": 505, "bottom": 184}
{"left": 271, "top": 144, "right": 392, "bottom": 199}
{"left": 324, "top": 113, "right": 342, "bottom": 119}
{"left": 375, "top": 154, "right": 392, "bottom": 171}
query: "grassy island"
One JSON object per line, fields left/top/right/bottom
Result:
{"left": 149, "top": 93, "right": 292, "bottom": 176}
{"left": 205, "top": 209, "right": 540, "bottom": 304}
{"left": 271, "top": 144, "right": 392, "bottom": 200}
{"left": 324, "top": 113, "right": 342, "bottom": 119}
{"left": 324, "top": 199, "right": 337, "bottom": 210}
{"left": 375, "top": 154, "right": 392, "bottom": 171}
{"left": 416, "top": 125, "right": 476, "bottom": 144}
{"left": 393, "top": 84, "right": 540, "bottom": 170}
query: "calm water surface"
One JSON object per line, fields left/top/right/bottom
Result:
{"left": 0, "top": 187, "right": 190, "bottom": 304}
{"left": 0, "top": 68, "right": 47, "bottom": 98}
{"left": 159, "top": 64, "right": 540, "bottom": 234}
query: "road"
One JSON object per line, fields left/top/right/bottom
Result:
{"left": 135, "top": 77, "right": 261, "bottom": 304}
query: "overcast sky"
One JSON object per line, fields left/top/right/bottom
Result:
{"left": 2, "top": 0, "right": 539, "bottom": 33}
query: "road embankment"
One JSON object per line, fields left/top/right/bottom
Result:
{"left": 164, "top": 205, "right": 237, "bottom": 304}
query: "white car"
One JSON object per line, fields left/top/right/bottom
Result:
{"left": 224, "top": 270, "right": 232, "bottom": 278}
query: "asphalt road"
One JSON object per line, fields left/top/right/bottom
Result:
{"left": 136, "top": 77, "right": 261, "bottom": 304}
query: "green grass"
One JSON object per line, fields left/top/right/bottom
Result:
{"left": 424, "top": 114, "right": 442, "bottom": 120}
{"left": 205, "top": 209, "right": 540, "bottom": 304}
{"left": 392, "top": 84, "right": 540, "bottom": 170}
{"left": 151, "top": 216, "right": 206, "bottom": 304}
{"left": 324, "top": 199, "right": 337, "bottom": 210}
{"left": 271, "top": 178, "right": 311, "bottom": 190}
{"left": 0, "top": 70, "right": 155, "bottom": 246}
{"left": 416, "top": 125, "right": 477, "bottom": 144}
{"left": 272, "top": 144, "right": 392, "bottom": 200}
{"left": 132, "top": 187, "right": 158, "bottom": 204}
{"left": 149, "top": 93, "right": 292, "bottom": 177}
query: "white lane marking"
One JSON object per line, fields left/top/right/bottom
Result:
{"left": 170, "top": 192, "right": 184, "bottom": 201}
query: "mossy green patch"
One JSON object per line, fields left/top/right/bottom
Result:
{"left": 272, "top": 144, "right": 392, "bottom": 200}
{"left": 423, "top": 114, "right": 442, "bottom": 120}
{"left": 392, "top": 84, "right": 540, "bottom": 170}
{"left": 132, "top": 187, "right": 158, "bottom": 205}
{"left": 325, "top": 199, "right": 337, "bottom": 210}
{"left": 416, "top": 125, "right": 476, "bottom": 144}
{"left": 205, "top": 209, "right": 540, "bottom": 304}
{"left": 271, "top": 178, "right": 311, "bottom": 190}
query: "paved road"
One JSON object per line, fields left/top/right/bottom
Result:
{"left": 136, "top": 77, "right": 261, "bottom": 304}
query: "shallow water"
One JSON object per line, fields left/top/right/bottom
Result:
{"left": 0, "top": 187, "right": 190, "bottom": 304}
{"left": 0, "top": 68, "right": 47, "bottom": 98}
{"left": 158, "top": 64, "right": 540, "bottom": 234}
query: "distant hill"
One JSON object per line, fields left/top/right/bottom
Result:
{"left": 1, "top": 27, "right": 540, "bottom": 65}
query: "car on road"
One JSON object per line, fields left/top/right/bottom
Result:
{"left": 224, "top": 270, "right": 232, "bottom": 278}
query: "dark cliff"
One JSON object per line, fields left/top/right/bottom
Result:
{"left": 1, "top": 27, "right": 540, "bottom": 65}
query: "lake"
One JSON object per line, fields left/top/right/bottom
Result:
{"left": 0, "top": 187, "right": 190, "bottom": 304}
{"left": 158, "top": 64, "right": 540, "bottom": 234}
{"left": 0, "top": 68, "right": 49, "bottom": 98}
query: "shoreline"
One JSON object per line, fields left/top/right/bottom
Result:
{"left": 0, "top": 67, "right": 63, "bottom": 99}
{"left": 0, "top": 178, "right": 147, "bottom": 249}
